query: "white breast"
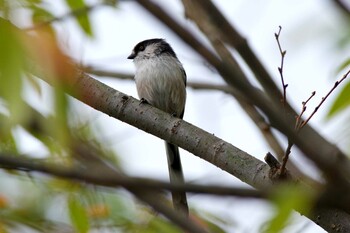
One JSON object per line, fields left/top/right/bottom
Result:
{"left": 133, "top": 55, "right": 186, "bottom": 117}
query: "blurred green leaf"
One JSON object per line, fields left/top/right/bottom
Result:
{"left": 0, "top": 0, "right": 11, "bottom": 18}
{"left": 65, "top": 0, "right": 93, "bottom": 36}
{"left": 145, "top": 217, "right": 181, "bottom": 233}
{"left": 327, "top": 81, "right": 350, "bottom": 118}
{"left": 51, "top": 88, "right": 71, "bottom": 153}
{"left": 0, "top": 105, "right": 18, "bottom": 153}
{"left": 68, "top": 195, "right": 90, "bottom": 233}
{"left": 0, "top": 19, "right": 26, "bottom": 126}
{"left": 264, "top": 185, "right": 313, "bottom": 233}
{"left": 200, "top": 218, "right": 226, "bottom": 233}
{"left": 28, "top": 0, "right": 43, "bottom": 5}
{"left": 30, "top": 4, "right": 54, "bottom": 24}
{"left": 192, "top": 209, "right": 231, "bottom": 233}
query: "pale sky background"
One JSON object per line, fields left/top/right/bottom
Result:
{"left": 16, "top": 0, "right": 350, "bottom": 232}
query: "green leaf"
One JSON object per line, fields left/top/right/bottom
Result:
{"left": 145, "top": 217, "right": 181, "bottom": 233}
{"left": 65, "top": 0, "right": 93, "bottom": 36}
{"left": 50, "top": 88, "right": 71, "bottom": 152}
{"left": 327, "top": 81, "right": 350, "bottom": 118}
{"left": 0, "top": 19, "right": 26, "bottom": 126}
{"left": 68, "top": 195, "right": 89, "bottom": 233}
{"left": 30, "top": 4, "right": 54, "bottom": 24}
{"left": 264, "top": 185, "right": 313, "bottom": 233}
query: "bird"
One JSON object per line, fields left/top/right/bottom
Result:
{"left": 128, "top": 38, "right": 188, "bottom": 215}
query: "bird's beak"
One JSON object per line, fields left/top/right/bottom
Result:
{"left": 127, "top": 51, "right": 136, "bottom": 59}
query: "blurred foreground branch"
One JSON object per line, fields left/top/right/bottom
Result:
{"left": 0, "top": 153, "right": 265, "bottom": 199}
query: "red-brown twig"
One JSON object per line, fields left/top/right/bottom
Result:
{"left": 300, "top": 69, "right": 350, "bottom": 128}
{"left": 280, "top": 91, "right": 315, "bottom": 176}
{"left": 281, "top": 69, "right": 350, "bottom": 175}
{"left": 275, "top": 26, "right": 288, "bottom": 107}
{"left": 295, "top": 91, "right": 316, "bottom": 130}
{"left": 275, "top": 26, "right": 291, "bottom": 175}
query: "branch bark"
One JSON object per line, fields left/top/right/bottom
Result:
{"left": 136, "top": 0, "right": 350, "bottom": 191}
{"left": 31, "top": 65, "right": 350, "bottom": 232}
{"left": 85, "top": 66, "right": 319, "bottom": 186}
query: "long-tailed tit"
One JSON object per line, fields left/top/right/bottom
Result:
{"left": 128, "top": 39, "right": 188, "bottom": 215}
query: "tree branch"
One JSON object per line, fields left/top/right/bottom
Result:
{"left": 0, "top": 152, "right": 209, "bottom": 233}
{"left": 34, "top": 66, "right": 350, "bottom": 232}
{"left": 0, "top": 154, "right": 265, "bottom": 199}
{"left": 136, "top": 0, "right": 350, "bottom": 189}
{"left": 333, "top": 0, "right": 350, "bottom": 17}
{"left": 85, "top": 65, "right": 319, "bottom": 185}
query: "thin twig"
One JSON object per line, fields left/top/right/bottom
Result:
{"left": 275, "top": 26, "right": 291, "bottom": 175}
{"left": 275, "top": 26, "right": 288, "bottom": 106}
{"left": 300, "top": 69, "right": 350, "bottom": 128}
{"left": 295, "top": 91, "right": 316, "bottom": 130}
{"left": 279, "top": 139, "right": 292, "bottom": 176}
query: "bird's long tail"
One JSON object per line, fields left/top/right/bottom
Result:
{"left": 165, "top": 141, "right": 189, "bottom": 216}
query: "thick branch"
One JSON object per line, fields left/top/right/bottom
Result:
{"left": 43, "top": 69, "right": 273, "bottom": 191}
{"left": 32, "top": 66, "right": 350, "bottom": 232}
{"left": 136, "top": 0, "right": 350, "bottom": 188}
{"left": 85, "top": 66, "right": 318, "bottom": 186}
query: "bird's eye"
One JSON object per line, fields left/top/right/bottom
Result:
{"left": 139, "top": 45, "right": 144, "bottom": 51}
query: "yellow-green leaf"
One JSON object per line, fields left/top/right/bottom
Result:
{"left": 0, "top": 19, "right": 27, "bottom": 126}
{"left": 264, "top": 185, "right": 313, "bottom": 233}
{"left": 327, "top": 81, "right": 350, "bottom": 118}
{"left": 65, "top": 0, "right": 93, "bottom": 36}
{"left": 68, "top": 195, "right": 89, "bottom": 233}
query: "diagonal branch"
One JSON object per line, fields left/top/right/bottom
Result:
{"left": 37, "top": 68, "right": 350, "bottom": 232}
{"left": 333, "top": 0, "right": 350, "bottom": 16}
{"left": 136, "top": 0, "right": 350, "bottom": 188}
